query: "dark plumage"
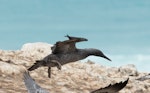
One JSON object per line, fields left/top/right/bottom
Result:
{"left": 23, "top": 72, "right": 128, "bottom": 93}
{"left": 28, "top": 35, "right": 111, "bottom": 78}
{"left": 91, "top": 78, "right": 129, "bottom": 93}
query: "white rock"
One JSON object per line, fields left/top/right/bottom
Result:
{"left": 119, "top": 64, "right": 138, "bottom": 76}
{"left": 0, "top": 61, "right": 26, "bottom": 75}
{"left": 0, "top": 42, "right": 150, "bottom": 93}
{"left": 21, "top": 42, "right": 53, "bottom": 59}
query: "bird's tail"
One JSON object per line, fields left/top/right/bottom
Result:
{"left": 28, "top": 60, "right": 44, "bottom": 71}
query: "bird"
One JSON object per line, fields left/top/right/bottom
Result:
{"left": 23, "top": 71, "right": 128, "bottom": 93}
{"left": 136, "top": 73, "right": 150, "bottom": 81}
{"left": 28, "top": 35, "right": 111, "bottom": 78}
{"left": 23, "top": 71, "right": 49, "bottom": 93}
{"left": 91, "top": 78, "right": 129, "bottom": 93}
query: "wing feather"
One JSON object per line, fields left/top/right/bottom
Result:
{"left": 23, "top": 71, "right": 49, "bottom": 93}
{"left": 52, "top": 35, "right": 88, "bottom": 54}
{"left": 91, "top": 78, "right": 129, "bottom": 93}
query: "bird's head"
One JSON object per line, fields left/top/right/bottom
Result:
{"left": 86, "top": 48, "right": 111, "bottom": 61}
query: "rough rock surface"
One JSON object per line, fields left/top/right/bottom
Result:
{"left": 0, "top": 42, "right": 150, "bottom": 93}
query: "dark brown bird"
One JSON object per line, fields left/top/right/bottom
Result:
{"left": 28, "top": 35, "right": 111, "bottom": 78}
{"left": 91, "top": 78, "right": 129, "bottom": 93}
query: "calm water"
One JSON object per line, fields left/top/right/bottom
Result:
{"left": 0, "top": 0, "right": 150, "bottom": 72}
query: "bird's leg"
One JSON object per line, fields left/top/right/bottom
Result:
{"left": 47, "top": 60, "right": 61, "bottom": 78}
{"left": 51, "top": 60, "right": 62, "bottom": 70}
{"left": 48, "top": 67, "right": 51, "bottom": 78}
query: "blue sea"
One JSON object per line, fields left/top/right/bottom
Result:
{"left": 0, "top": 0, "right": 150, "bottom": 72}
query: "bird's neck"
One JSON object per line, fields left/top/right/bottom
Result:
{"left": 79, "top": 48, "right": 99, "bottom": 56}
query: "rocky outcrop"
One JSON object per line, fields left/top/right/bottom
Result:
{"left": 21, "top": 42, "right": 53, "bottom": 59}
{"left": 0, "top": 42, "right": 150, "bottom": 93}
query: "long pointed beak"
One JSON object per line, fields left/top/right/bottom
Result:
{"left": 103, "top": 55, "right": 111, "bottom": 61}
{"left": 81, "top": 38, "right": 88, "bottom": 41}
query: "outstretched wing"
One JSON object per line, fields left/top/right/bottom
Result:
{"left": 23, "top": 71, "right": 49, "bottom": 93}
{"left": 91, "top": 78, "right": 129, "bottom": 93}
{"left": 51, "top": 35, "right": 88, "bottom": 54}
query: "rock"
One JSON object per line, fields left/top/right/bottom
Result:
{"left": 119, "top": 64, "right": 138, "bottom": 76}
{"left": 0, "top": 42, "right": 150, "bottom": 93}
{"left": 0, "top": 61, "right": 26, "bottom": 75}
{"left": 21, "top": 42, "right": 53, "bottom": 59}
